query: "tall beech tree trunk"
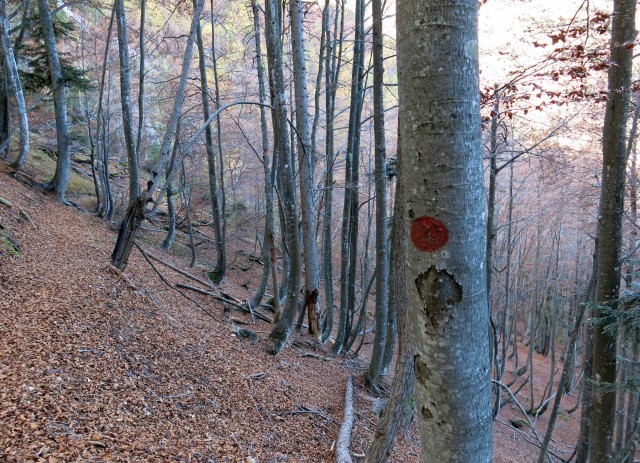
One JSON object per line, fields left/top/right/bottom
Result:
{"left": 397, "top": 0, "right": 492, "bottom": 460}
{"left": 321, "top": 0, "right": 344, "bottom": 343}
{"left": 366, "top": 0, "right": 388, "bottom": 387}
{"left": 265, "top": 0, "right": 301, "bottom": 353}
{"left": 115, "top": 0, "right": 139, "bottom": 206}
{"left": 334, "top": 0, "right": 365, "bottom": 354}
{"left": 248, "top": 0, "right": 276, "bottom": 311}
{"left": 364, "top": 126, "right": 411, "bottom": 463}
{"left": 209, "top": 8, "right": 227, "bottom": 281}
{"left": 1, "top": 0, "right": 29, "bottom": 169}
{"left": 288, "top": 0, "right": 321, "bottom": 339}
{"left": 94, "top": 5, "right": 115, "bottom": 219}
{"left": 195, "top": 11, "right": 225, "bottom": 281}
{"left": 589, "top": 1, "right": 637, "bottom": 461}
{"left": 38, "top": 0, "right": 70, "bottom": 203}
{"left": 136, "top": 0, "right": 145, "bottom": 157}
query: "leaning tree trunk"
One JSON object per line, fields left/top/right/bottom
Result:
{"left": 38, "top": 0, "right": 70, "bottom": 203}
{"left": 589, "top": 1, "right": 636, "bottom": 461}
{"left": 0, "top": 0, "right": 29, "bottom": 170}
{"left": 397, "top": 0, "right": 493, "bottom": 460}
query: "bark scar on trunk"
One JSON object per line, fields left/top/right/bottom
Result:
{"left": 415, "top": 266, "right": 462, "bottom": 329}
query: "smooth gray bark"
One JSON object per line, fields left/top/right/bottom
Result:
{"left": 209, "top": 8, "right": 227, "bottom": 281}
{"left": 288, "top": 0, "right": 321, "bottom": 339}
{"left": 334, "top": 0, "right": 365, "bottom": 354}
{"left": 364, "top": 126, "right": 411, "bottom": 463}
{"left": 248, "top": 0, "right": 276, "bottom": 311}
{"left": 397, "top": 0, "right": 493, "bottom": 460}
{"left": 37, "top": 0, "right": 70, "bottom": 202}
{"left": 265, "top": 0, "right": 301, "bottom": 353}
{"left": 321, "top": 0, "right": 344, "bottom": 343}
{"left": 0, "top": 0, "right": 29, "bottom": 169}
{"left": 115, "top": 0, "right": 139, "bottom": 206}
{"left": 95, "top": 8, "right": 116, "bottom": 219}
{"left": 136, "top": 0, "right": 145, "bottom": 157}
{"left": 366, "top": 0, "right": 388, "bottom": 387}
{"left": 195, "top": 13, "right": 225, "bottom": 280}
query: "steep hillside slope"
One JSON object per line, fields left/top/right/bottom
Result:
{"left": 0, "top": 164, "right": 588, "bottom": 462}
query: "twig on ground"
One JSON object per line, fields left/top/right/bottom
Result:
{"left": 298, "top": 352, "right": 333, "bottom": 361}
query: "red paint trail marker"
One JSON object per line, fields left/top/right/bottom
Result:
{"left": 410, "top": 216, "right": 448, "bottom": 252}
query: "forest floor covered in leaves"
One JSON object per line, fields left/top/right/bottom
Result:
{"left": 0, "top": 163, "right": 587, "bottom": 462}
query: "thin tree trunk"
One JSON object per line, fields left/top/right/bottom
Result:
{"left": 320, "top": 0, "right": 344, "bottom": 343}
{"left": 136, "top": 0, "right": 145, "bottom": 157}
{"left": 195, "top": 9, "right": 225, "bottom": 281}
{"left": 94, "top": 4, "right": 115, "bottom": 218}
{"left": 248, "top": 0, "right": 276, "bottom": 311}
{"left": 115, "top": 0, "right": 139, "bottom": 206}
{"left": 366, "top": 0, "right": 388, "bottom": 387}
{"left": 334, "top": 0, "right": 365, "bottom": 354}
{"left": 210, "top": 8, "right": 227, "bottom": 280}
{"left": 364, "top": 124, "right": 410, "bottom": 463}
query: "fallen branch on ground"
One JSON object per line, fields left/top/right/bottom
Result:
{"left": 134, "top": 242, "right": 222, "bottom": 323}
{"left": 335, "top": 375, "right": 355, "bottom": 463}
{"left": 176, "top": 283, "right": 272, "bottom": 323}
{"left": 144, "top": 250, "right": 215, "bottom": 289}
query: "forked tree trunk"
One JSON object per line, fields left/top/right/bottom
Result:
{"left": 334, "top": 0, "right": 365, "bottom": 354}
{"left": 397, "top": 0, "right": 492, "bottom": 460}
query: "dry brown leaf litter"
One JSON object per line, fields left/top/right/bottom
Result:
{"left": 0, "top": 165, "right": 592, "bottom": 462}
